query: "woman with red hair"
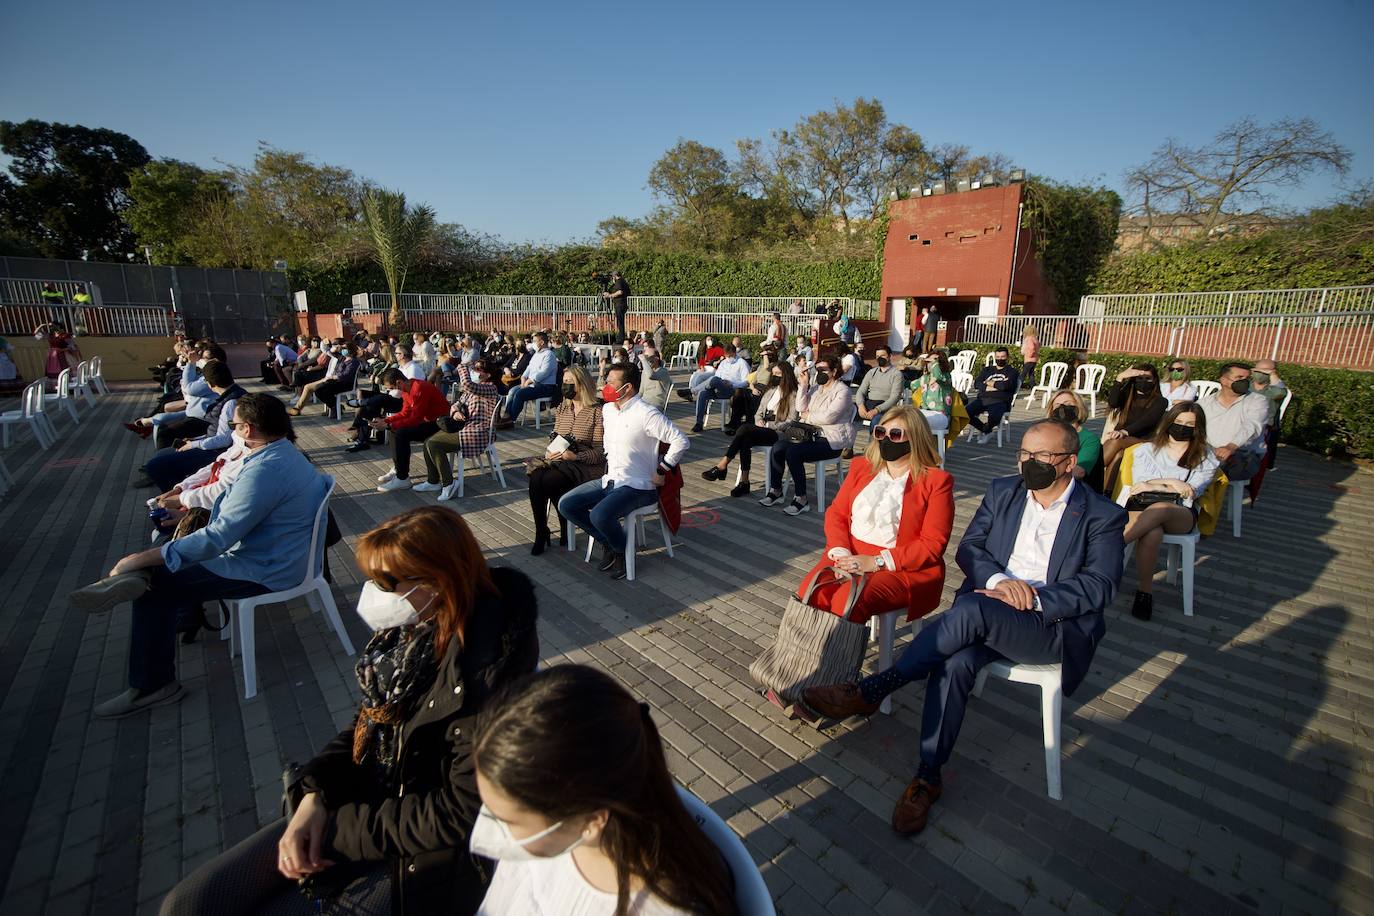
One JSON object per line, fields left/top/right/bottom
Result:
{"left": 160, "top": 507, "right": 540, "bottom": 916}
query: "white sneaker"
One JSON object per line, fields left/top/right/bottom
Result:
{"left": 412, "top": 481, "right": 441, "bottom": 493}
{"left": 783, "top": 499, "right": 811, "bottom": 516}
{"left": 377, "top": 477, "right": 412, "bottom": 492}
{"left": 377, "top": 469, "right": 397, "bottom": 484}
{"left": 438, "top": 483, "right": 459, "bottom": 501}
{"left": 758, "top": 491, "right": 785, "bottom": 507}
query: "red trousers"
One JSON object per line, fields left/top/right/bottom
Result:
{"left": 797, "top": 539, "right": 937, "bottom": 626}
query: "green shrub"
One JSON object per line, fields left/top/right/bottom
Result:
{"left": 945, "top": 342, "right": 1374, "bottom": 459}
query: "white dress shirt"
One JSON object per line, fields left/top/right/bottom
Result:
{"left": 829, "top": 469, "right": 909, "bottom": 571}
{"left": 600, "top": 395, "right": 690, "bottom": 491}
{"left": 1161, "top": 381, "right": 1197, "bottom": 404}
{"left": 176, "top": 441, "right": 252, "bottom": 510}
{"left": 987, "top": 480, "right": 1076, "bottom": 590}
{"left": 399, "top": 361, "right": 426, "bottom": 381}
{"left": 1198, "top": 391, "right": 1268, "bottom": 452}
{"left": 522, "top": 347, "right": 558, "bottom": 386}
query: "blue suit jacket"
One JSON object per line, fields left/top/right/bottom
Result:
{"left": 955, "top": 475, "right": 1127, "bottom": 696}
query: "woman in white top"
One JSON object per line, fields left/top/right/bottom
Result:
{"left": 1160, "top": 359, "right": 1198, "bottom": 404}
{"left": 1122, "top": 402, "right": 1219, "bottom": 622}
{"left": 472, "top": 665, "right": 738, "bottom": 916}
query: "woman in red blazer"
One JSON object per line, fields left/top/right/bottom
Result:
{"left": 798, "top": 405, "right": 955, "bottom": 625}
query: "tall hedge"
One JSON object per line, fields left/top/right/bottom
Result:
{"left": 946, "top": 342, "right": 1374, "bottom": 459}
{"left": 292, "top": 246, "right": 880, "bottom": 312}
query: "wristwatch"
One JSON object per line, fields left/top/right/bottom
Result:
{"left": 1032, "top": 594, "right": 1043, "bottom": 613}
{"left": 874, "top": 555, "right": 887, "bottom": 570}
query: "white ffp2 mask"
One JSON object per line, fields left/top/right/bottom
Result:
{"left": 468, "top": 805, "right": 585, "bottom": 862}
{"left": 355, "top": 582, "right": 429, "bottom": 630}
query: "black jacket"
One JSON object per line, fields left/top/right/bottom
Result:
{"left": 299, "top": 567, "right": 539, "bottom": 915}
{"left": 1106, "top": 383, "right": 1166, "bottom": 438}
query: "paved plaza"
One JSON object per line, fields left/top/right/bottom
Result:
{"left": 0, "top": 374, "right": 1370, "bottom": 916}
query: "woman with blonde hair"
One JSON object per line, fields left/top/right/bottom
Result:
{"left": 523, "top": 364, "right": 607, "bottom": 555}
{"left": 1045, "top": 389, "right": 1103, "bottom": 491}
{"left": 160, "top": 507, "right": 539, "bottom": 916}
{"left": 1019, "top": 325, "right": 1040, "bottom": 387}
{"left": 1160, "top": 359, "right": 1197, "bottom": 404}
{"left": 793, "top": 404, "right": 955, "bottom": 629}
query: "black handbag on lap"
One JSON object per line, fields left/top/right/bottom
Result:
{"left": 1124, "top": 490, "right": 1183, "bottom": 512}
{"left": 777, "top": 421, "right": 822, "bottom": 444}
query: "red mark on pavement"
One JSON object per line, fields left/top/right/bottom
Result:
{"left": 46, "top": 456, "right": 101, "bottom": 470}
{"left": 679, "top": 508, "right": 720, "bottom": 528}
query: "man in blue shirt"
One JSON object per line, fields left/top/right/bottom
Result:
{"left": 498, "top": 331, "right": 558, "bottom": 427}
{"left": 141, "top": 360, "right": 246, "bottom": 491}
{"left": 72, "top": 394, "right": 329, "bottom": 718}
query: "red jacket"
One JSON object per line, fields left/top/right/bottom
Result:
{"left": 824, "top": 460, "right": 955, "bottom": 620}
{"left": 697, "top": 345, "right": 725, "bottom": 369}
{"left": 387, "top": 379, "right": 450, "bottom": 429}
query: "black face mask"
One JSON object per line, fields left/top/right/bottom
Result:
{"left": 878, "top": 438, "right": 911, "bottom": 461}
{"left": 814, "top": 371, "right": 831, "bottom": 386}
{"left": 1134, "top": 379, "right": 1156, "bottom": 394}
{"left": 994, "top": 359, "right": 1008, "bottom": 367}
{"left": 1230, "top": 379, "right": 1250, "bottom": 395}
{"left": 1168, "top": 423, "right": 1196, "bottom": 441}
{"left": 562, "top": 384, "right": 577, "bottom": 400}
{"left": 1020, "top": 458, "right": 1061, "bottom": 491}
{"left": 877, "top": 357, "right": 889, "bottom": 368}
{"left": 1051, "top": 405, "right": 1078, "bottom": 424}
{"left": 766, "top": 375, "right": 781, "bottom": 388}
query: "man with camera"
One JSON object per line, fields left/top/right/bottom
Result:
{"left": 601, "top": 270, "right": 631, "bottom": 343}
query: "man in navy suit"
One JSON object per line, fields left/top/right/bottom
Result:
{"left": 804, "top": 419, "right": 1126, "bottom": 835}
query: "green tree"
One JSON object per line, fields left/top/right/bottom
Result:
{"left": 0, "top": 119, "right": 150, "bottom": 259}
{"left": 646, "top": 140, "right": 735, "bottom": 247}
{"left": 1021, "top": 179, "right": 1122, "bottom": 311}
{"left": 361, "top": 188, "right": 437, "bottom": 326}
{"left": 126, "top": 159, "right": 231, "bottom": 263}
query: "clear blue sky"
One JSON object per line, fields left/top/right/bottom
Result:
{"left": 3, "top": 0, "right": 1372, "bottom": 245}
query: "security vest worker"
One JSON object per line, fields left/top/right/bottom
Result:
{"left": 72, "top": 288, "right": 93, "bottom": 306}
{"left": 41, "top": 283, "right": 66, "bottom": 322}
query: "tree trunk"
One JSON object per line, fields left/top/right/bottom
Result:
{"left": 388, "top": 290, "right": 401, "bottom": 329}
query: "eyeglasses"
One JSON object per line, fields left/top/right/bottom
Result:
{"left": 1169, "top": 365, "right": 1185, "bottom": 371}
{"left": 872, "top": 425, "right": 907, "bottom": 443}
{"left": 370, "top": 571, "right": 400, "bottom": 592}
{"left": 1017, "top": 449, "right": 1075, "bottom": 464}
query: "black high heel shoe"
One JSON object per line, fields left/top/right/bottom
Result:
{"left": 531, "top": 528, "right": 551, "bottom": 556}
{"left": 701, "top": 466, "right": 727, "bottom": 481}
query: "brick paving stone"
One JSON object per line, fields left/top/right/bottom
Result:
{"left": 3, "top": 380, "right": 1374, "bottom": 913}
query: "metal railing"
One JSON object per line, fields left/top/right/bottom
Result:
{"left": 0, "top": 277, "right": 102, "bottom": 307}
{"left": 0, "top": 303, "right": 173, "bottom": 337}
{"left": 351, "top": 293, "right": 880, "bottom": 321}
{"left": 1078, "top": 285, "right": 1374, "bottom": 319}
{"left": 965, "top": 310, "right": 1374, "bottom": 370}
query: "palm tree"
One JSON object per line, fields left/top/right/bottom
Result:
{"left": 360, "top": 188, "right": 436, "bottom": 328}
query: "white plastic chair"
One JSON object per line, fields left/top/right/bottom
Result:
{"left": 733, "top": 446, "right": 775, "bottom": 494}
{"left": 984, "top": 351, "right": 1000, "bottom": 367}
{"left": 87, "top": 355, "right": 111, "bottom": 395}
{"left": 42, "top": 368, "right": 80, "bottom": 424}
{"left": 1, "top": 381, "right": 54, "bottom": 449}
{"left": 669, "top": 341, "right": 700, "bottom": 370}
{"left": 994, "top": 411, "right": 1014, "bottom": 447}
{"left": 1072, "top": 364, "right": 1107, "bottom": 418}
{"left": 1278, "top": 387, "right": 1293, "bottom": 423}
{"left": 869, "top": 610, "right": 903, "bottom": 715}
{"left": 1193, "top": 380, "right": 1221, "bottom": 399}
{"left": 1116, "top": 483, "right": 1198, "bottom": 616}
{"left": 581, "top": 501, "right": 674, "bottom": 581}
{"left": 972, "top": 660, "right": 1064, "bottom": 800}
{"left": 658, "top": 383, "right": 674, "bottom": 413}
{"left": 1222, "top": 476, "right": 1245, "bottom": 538}
{"left": 222, "top": 477, "right": 355, "bottom": 699}
{"left": 72, "top": 361, "right": 97, "bottom": 407}
{"left": 676, "top": 787, "right": 776, "bottom": 916}
{"left": 950, "top": 370, "right": 974, "bottom": 395}
{"left": 1022, "top": 362, "right": 1069, "bottom": 410}
{"left": 953, "top": 350, "right": 977, "bottom": 374}
{"left": 518, "top": 396, "right": 553, "bottom": 430}
{"left": 446, "top": 403, "right": 507, "bottom": 497}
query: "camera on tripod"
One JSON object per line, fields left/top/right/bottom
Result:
{"left": 589, "top": 271, "right": 612, "bottom": 291}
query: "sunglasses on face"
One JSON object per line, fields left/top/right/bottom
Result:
{"left": 371, "top": 571, "right": 400, "bottom": 592}
{"left": 1169, "top": 365, "right": 1185, "bottom": 371}
{"left": 872, "top": 425, "right": 907, "bottom": 442}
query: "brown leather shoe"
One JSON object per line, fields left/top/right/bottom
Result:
{"left": 801, "top": 683, "right": 880, "bottom": 720}
{"left": 891, "top": 777, "right": 943, "bottom": 835}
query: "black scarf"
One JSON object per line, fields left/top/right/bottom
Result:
{"left": 352, "top": 624, "right": 439, "bottom": 781}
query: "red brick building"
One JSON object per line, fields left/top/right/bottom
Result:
{"left": 879, "top": 182, "right": 1056, "bottom": 343}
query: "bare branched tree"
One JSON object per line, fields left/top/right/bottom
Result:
{"left": 1125, "top": 117, "right": 1350, "bottom": 244}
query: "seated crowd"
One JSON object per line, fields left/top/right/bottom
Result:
{"left": 69, "top": 324, "right": 1292, "bottom": 915}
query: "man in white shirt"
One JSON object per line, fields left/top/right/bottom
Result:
{"left": 396, "top": 347, "right": 426, "bottom": 381}
{"left": 499, "top": 332, "right": 559, "bottom": 427}
{"left": 1198, "top": 362, "right": 1270, "bottom": 481}
{"left": 803, "top": 419, "right": 1125, "bottom": 836}
{"left": 691, "top": 344, "right": 750, "bottom": 432}
{"left": 558, "top": 363, "right": 689, "bottom": 580}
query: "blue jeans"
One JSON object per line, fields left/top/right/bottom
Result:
{"left": 558, "top": 479, "right": 658, "bottom": 553}
{"left": 694, "top": 377, "right": 735, "bottom": 424}
{"left": 129, "top": 565, "right": 269, "bottom": 691}
{"left": 506, "top": 383, "right": 558, "bottom": 421}
{"left": 886, "top": 593, "right": 1063, "bottom": 770}
{"left": 145, "top": 446, "right": 225, "bottom": 492}
{"left": 151, "top": 410, "right": 188, "bottom": 427}
{"left": 768, "top": 439, "right": 840, "bottom": 498}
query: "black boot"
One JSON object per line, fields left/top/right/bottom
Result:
{"left": 1131, "top": 590, "right": 1153, "bottom": 621}
{"left": 531, "top": 528, "right": 551, "bottom": 556}
{"left": 607, "top": 554, "right": 628, "bottom": 580}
